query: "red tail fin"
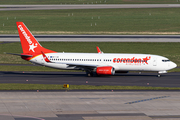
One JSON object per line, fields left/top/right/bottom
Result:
{"left": 16, "top": 22, "right": 56, "bottom": 55}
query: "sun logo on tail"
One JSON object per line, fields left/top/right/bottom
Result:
{"left": 29, "top": 43, "right": 37, "bottom": 52}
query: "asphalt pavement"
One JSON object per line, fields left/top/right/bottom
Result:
{"left": 0, "top": 71, "right": 180, "bottom": 87}
{"left": 1, "top": 35, "right": 180, "bottom": 42}
{"left": 1, "top": 4, "right": 180, "bottom": 11}
{"left": 0, "top": 91, "right": 180, "bottom": 120}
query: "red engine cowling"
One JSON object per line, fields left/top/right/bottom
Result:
{"left": 96, "top": 66, "right": 115, "bottom": 75}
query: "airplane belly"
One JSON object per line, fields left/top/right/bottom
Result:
{"left": 115, "top": 63, "right": 149, "bottom": 71}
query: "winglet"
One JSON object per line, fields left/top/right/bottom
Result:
{"left": 96, "top": 46, "right": 102, "bottom": 54}
{"left": 41, "top": 51, "right": 51, "bottom": 63}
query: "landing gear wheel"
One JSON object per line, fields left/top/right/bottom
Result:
{"left": 86, "top": 71, "right": 97, "bottom": 77}
{"left": 158, "top": 74, "right": 161, "bottom": 77}
{"left": 87, "top": 73, "right": 91, "bottom": 77}
{"left": 86, "top": 71, "right": 93, "bottom": 77}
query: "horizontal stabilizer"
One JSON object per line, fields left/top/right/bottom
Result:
{"left": 4, "top": 52, "right": 33, "bottom": 57}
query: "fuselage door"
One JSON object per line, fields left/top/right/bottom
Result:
{"left": 41, "top": 55, "right": 45, "bottom": 64}
{"left": 153, "top": 58, "right": 157, "bottom": 66}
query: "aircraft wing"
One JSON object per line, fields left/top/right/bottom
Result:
{"left": 57, "top": 62, "right": 97, "bottom": 68}
{"left": 41, "top": 51, "right": 98, "bottom": 68}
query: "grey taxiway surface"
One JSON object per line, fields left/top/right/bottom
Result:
{"left": 0, "top": 71, "right": 180, "bottom": 87}
{"left": 1, "top": 4, "right": 180, "bottom": 11}
{"left": 1, "top": 35, "right": 180, "bottom": 42}
{"left": 0, "top": 91, "right": 180, "bottom": 120}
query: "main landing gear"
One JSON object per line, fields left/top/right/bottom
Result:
{"left": 86, "top": 70, "right": 97, "bottom": 77}
{"left": 158, "top": 74, "right": 161, "bottom": 77}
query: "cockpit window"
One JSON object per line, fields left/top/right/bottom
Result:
{"left": 162, "top": 60, "right": 170, "bottom": 62}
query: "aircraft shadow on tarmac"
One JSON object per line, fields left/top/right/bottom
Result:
{"left": 0, "top": 71, "right": 85, "bottom": 77}
{"left": 0, "top": 71, "right": 160, "bottom": 77}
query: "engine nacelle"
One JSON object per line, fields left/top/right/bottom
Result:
{"left": 96, "top": 66, "right": 115, "bottom": 75}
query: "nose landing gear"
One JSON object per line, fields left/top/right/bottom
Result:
{"left": 158, "top": 71, "right": 167, "bottom": 77}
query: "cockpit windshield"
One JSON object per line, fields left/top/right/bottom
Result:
{"left": 162, "top": 60, "right": 170, "bottom": 62}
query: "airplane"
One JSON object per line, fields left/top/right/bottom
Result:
{"left": 7, "top": 22, "right": 177, "bottom": 77}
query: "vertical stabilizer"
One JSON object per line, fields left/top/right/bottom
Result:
{"left": 16, "top": 22, "right": 56, "bottom": 55}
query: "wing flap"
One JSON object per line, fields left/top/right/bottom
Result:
{"left": 60, "top": 62, "right": 97, "bottom": 68}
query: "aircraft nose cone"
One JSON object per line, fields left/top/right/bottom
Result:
{"left": 172, "top": 62, "right": 177, "bottom": 69}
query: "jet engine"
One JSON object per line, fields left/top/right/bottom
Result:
{"left": 96, "top": 66, "right": 115, "bottom": 75}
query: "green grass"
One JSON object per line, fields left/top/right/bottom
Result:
{"left": 169, "top": 68, "right": 180, "bottom": 72}
{"left": 0, "top": 83, "right": 180, "bottom": 90}
{"left": 0, "top": 42, "right": 180, "bottom": 68}
{"left": 0, "top": 0, "right": 179, "bottom": 4}
{"left": 1, "top": 8, "right": 180, "bottom": 34}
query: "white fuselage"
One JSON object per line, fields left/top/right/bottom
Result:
{"left": 29, "top": 52, "right": 177, "bottom": 73}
